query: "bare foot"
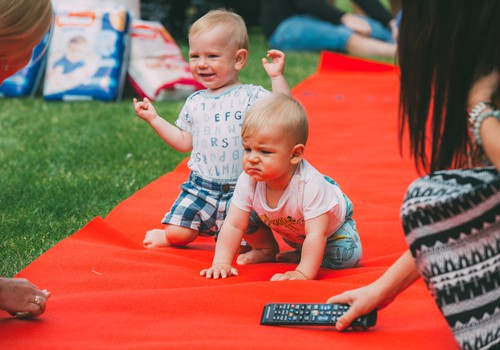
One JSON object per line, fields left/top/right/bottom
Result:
{"left": 236, "top": 247, "right": 279, "bottom": 265}
{"left": 143, "top": 229, "right": 169, "bottom": 249}
{"left": 276, "top": 249, "right": 301, "bottom": 264}
{"left": 237, "top": 239, "right": 252, "bottom": 254}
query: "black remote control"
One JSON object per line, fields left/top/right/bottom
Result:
{"left": 260, "top": 303, "right": 377, "bottom": 329}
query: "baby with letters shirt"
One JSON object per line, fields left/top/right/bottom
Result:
{"left": 133, "top": 9, "right": 289, "bottom": 248}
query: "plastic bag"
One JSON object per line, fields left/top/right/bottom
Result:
{"left": 127, "top": 20, "right": 202, "bottom": 101}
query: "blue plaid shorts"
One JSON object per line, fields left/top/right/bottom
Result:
{"left": 162, "top": 172, "right": 263, "bottom": 237}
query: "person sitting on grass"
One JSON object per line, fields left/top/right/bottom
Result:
{"left": 201, "top": 94, "right": 361, "bottom": 281}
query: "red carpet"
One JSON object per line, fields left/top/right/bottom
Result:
{"left": 0, "top": 52, "right": 457, "bottom": 349}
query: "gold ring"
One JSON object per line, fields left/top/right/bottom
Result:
{"left": 34, "top": 295, "right": 41, "bottom": 305}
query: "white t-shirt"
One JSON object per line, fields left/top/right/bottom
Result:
{"left": 176, "top": 84, "right": 269, "bottom": 181}
{"left": 231, "top": 160, "right": 347, "bottom": 245}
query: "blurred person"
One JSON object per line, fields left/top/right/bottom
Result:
{"left": 261, "top": 0, "right": 397, "bottom": 59}
{"left": 0, "top": 0, "right": 53, "bottom": 319}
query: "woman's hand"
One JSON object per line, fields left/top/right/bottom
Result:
{"left": 326, "top": 283, "right": 389, "bottom": 331}
{"left": 0, "top": 278, "right": 50, "bottom": 319}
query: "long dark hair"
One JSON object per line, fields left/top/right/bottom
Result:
{"left": 398, "top": 0, "right": 500, "bottom": 173}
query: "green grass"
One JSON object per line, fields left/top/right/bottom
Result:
{"left": 0, "top": 28, "right": 320, "bottom": 277}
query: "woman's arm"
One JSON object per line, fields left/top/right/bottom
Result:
{"left": 327, "top": 250, "right": 421, "bottom": 330}
{"left": 481, "top": 117, "right": 500, "bottom": 170}
{"left": 468, "top": 70, "right": 500, "bottom": 170}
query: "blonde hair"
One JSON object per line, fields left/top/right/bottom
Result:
{"left": 188, "top": 9, "right": 249, "bottom": 51}
{"left": 242, "top": 94, "right": 309, "bottom": 146}
{"left": 0, "top": 0, "right": 53, "bottom": 61}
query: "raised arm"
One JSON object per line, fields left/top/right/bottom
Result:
{"left": 262, "top": 49, "right": 290, "bottom": 96}
{"left": 133, "top": 97, "right": 192, "bottom": 152}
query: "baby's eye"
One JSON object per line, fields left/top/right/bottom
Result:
{"left": 260, "top": 150, "right": 271, "bottom": 155}
{"left": 208, "top": 54, "right": 218, "bottom": 59}
{"left": 243, "top": 147, "right": 251, "bottom": 153}
{"left": 189, "top": 54, "right": 199, "bottom": 60}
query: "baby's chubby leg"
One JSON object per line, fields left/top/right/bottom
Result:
{"left": 236, "top": 226, "right": 279, "bottom": 265}
{"left": 143, "top": 225, "right": 198, "bottom": 249}
{"left": 276, "top": 250, "right": 301, "bottom": 264}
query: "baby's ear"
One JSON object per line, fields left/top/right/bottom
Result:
{"left": 234, "top": 49, "right": 248, "bottom": 70}
{"left": 291, "top": 144, "right": 305, "bottom": 164}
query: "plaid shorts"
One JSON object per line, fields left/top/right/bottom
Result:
{"left": 162, "top": 172, "right": 263, "bottom": 237}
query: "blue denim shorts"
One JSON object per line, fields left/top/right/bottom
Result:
{"left": 269, "top": 14, "right": 393, "bottom": 52}
{"left": 283, "top": 176, "right": 362, "bottom": 269}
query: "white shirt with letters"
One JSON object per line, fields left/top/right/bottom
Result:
{"left": 176, "top": 84, "right": 269, "bottom": 181}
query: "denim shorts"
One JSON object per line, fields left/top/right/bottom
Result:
{"left": 283, "top": 176, "right": 362, "bottom": 270}
{"left": 269, "top": 14, "right": 393, "bottom": 52}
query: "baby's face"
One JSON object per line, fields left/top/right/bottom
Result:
{"left": 66, "top": 42, "right": 89, "bottom": 63}
{"left": 242, "top": 126, "right": 297, "bottom": 183}
{"left": 188, "top": 26, "right": 242, "bottom": 92}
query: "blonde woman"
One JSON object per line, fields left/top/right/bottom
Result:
{"left": 0, "top": 0, "right": 53, "bottom": 319}
{"left": 0, "top": 0, "right": 53, "bottom": 82}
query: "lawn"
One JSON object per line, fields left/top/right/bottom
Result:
{"left": 0, "top": 27, "right": 320, "bottom": 277}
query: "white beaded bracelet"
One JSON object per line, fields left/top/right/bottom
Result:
{"left": 471, "top": 109, "right": 500, "bottom": 145}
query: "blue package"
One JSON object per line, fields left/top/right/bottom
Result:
{"left": 0, "top": 32, "right": 51, "bottom": 97}
{"left": 43, "top": 9, "right": 130, "bottom": 101}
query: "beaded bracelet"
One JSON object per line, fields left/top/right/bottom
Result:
{"left": 467, "top": 101, "right": 496, "bottom": 126}
{"left": 471, "top": 109, "right": 500, "bottom": 145}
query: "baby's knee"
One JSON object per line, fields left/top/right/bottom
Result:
{"left": 322, "top": 237, "right": 362, "bottom": 270}
{"left": 165, "top": 225, "right": 198, "bottom": 246}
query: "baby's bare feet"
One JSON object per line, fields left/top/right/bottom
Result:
{"left": 143, "top": 229, "right": 169, "bottom": 249}
{"left": 236, "top": 247, "right": 279, "bottom": 265}
{"left": 276, "top": 249, "right": 301, "bottom": 264}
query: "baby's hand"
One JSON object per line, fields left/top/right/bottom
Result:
{"left": 262, "top": 49, "right": 286, "bottom": 78}
{"left": 270, "top": 270, "right": 308, "bottom": 281}
{"left": 133, "top": 97, "right": 158, "bottom": 123}
{"left": 200, "top": 263, "right": 239, "bottom": 279}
